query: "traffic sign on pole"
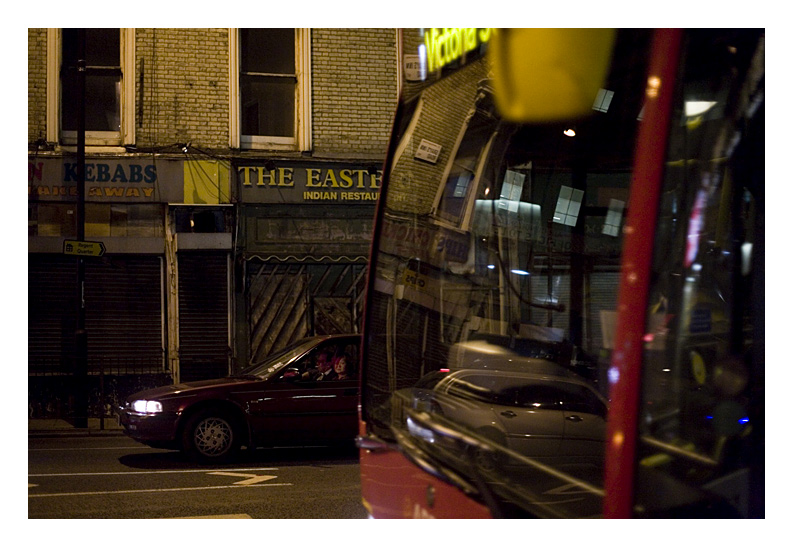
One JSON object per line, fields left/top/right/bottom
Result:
{"left": 63, "top": 239, "right": 106, "bottom": 257}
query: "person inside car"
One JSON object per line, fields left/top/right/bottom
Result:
{"left": 333, "top": 354, "right": 351, "bottom": 380}
{"left": 302, "top": 349, "right": 337, "bottom": 381}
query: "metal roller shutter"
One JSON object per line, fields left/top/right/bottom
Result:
{"left": 84, "top": 256, "right": 165, "bottom": 372}
{"left": 28, "top": 255, "right": 78, "bottom": 373}
{"left": 178, "top": 252, "right": 230, "bottom": 382}
{"left": 28, "top": 255, "right": 165, "bottom": 373}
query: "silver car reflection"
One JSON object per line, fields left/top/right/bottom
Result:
{"left": 407, "top": 368, "right": 608, "bottom": 469}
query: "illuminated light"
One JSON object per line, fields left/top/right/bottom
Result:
{"left": 563, "top": 128, "right": 576, "bottom": 137}
{"left": 439, "top": 368, "right": 450, "bottom": 372}
{"left": 612, "top": 431, "right": 625, "bottom": 448}
{"left": 692, "top": 262, "right": 702, "bottom": 272}
{"left": 484, "top": 187, "right": 490, "bottom": 196}
{"left": 642, "top": 333, "right": 654, "bottom": 343}
{"left": 132, "top": 400, "right": 162, "bottom": 414}
{"left": 511, "top": 269, "right": 530, "bottom": 275}
{"left": 407, "top": 417, "right": 435, "bottom": 443}
{"left": 685, "top": 100, "right": 717, "bottom": 117}
{"left": 742, "top": 242, "right": 753, "bottom": 276}
{"left": 739, "top": 417, "right": 750, "bottom": 425}
{"left": 487, "top": 264, "right": 496, "bottom": 270}
{"left": 418, "top": 43, "right": 427, "bottom": 71}
{"left": 592, "top": 88, "right": 614, "bottom": 113}
{"left": 608, "top": 366, "right": 620, "bottom": 384}
{"left": 646, "top": 76, "right": 661, "bottom": 98}
{"left": 423, "top": 28, "right": 495, "bottom": 73}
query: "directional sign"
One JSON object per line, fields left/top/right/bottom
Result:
{"left": 63, "top": 240, "right": 106, "bottom": 257}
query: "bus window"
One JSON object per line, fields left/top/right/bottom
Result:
{"left": 360, "top": 28, "right": 764, "bottom": 519}
{"left": 636, "top": 30, "right": 764, "bottom": 518}
{"left": 361, "top": 29, "right": 653, "bottom": 518}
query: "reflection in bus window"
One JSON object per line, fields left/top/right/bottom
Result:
{"left": 362, "top": 29, "right": 652, "bottom": 518}
{"left": 361, "top": 28, "right": 763, "bottom": 519}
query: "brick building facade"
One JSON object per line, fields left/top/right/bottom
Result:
{"left": 28, "top": 28, "right": 399, "bottom": 420}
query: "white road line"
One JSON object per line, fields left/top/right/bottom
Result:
{"left": 28, "top": 483, "right": 292, "bottom": 498}
{"left": 165, "top": 514, "right": 253, "bottom": 519}
{"left": 29, "top": 468, "right": 279, "bottom": 478}
{"left": 29, "top": 446, "right": 151, "bottom": 451}
{"left": 208, "top": 472, "right": 278, "bottom": 485}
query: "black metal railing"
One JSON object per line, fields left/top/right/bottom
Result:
{"left": 28, "top": 354, "right": 172, "bottom": 427}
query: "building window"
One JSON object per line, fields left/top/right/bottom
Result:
{"left": 230, "top": 28, "right": 311, "bottom": 151}
{"left": 434, "top": 103, "right": 499, "bottom": 226}
{"left": 29, "top": 203, "right": 76, "bottom": 237}
{"left": 84, "top": 204, "right": 164, "bottom": 237}
{"left": 48, "top": 28, "right": 135, "bottom": 147}
{"left": 173, "top": 206, "right": 232, "bottom": 233}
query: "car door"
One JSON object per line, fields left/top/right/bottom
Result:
{"left": 245, "top": 337, "right": 359, "bottom": 445}
{"left": 492, "top": 380, "right": 566, "bottom": 458}
{"left": 557, "top": 382, "right": 607, "bottom": 461}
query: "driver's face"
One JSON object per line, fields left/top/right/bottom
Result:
{"left": 316, "top": 353, "right": 330, "bottom": 372}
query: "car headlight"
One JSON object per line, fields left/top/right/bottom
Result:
{"left": 131, "top": 400, "right": 163, "bottom": 414}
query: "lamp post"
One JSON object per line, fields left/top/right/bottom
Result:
{"left": 73, "top": 28, "right": 88, "bottom": 429}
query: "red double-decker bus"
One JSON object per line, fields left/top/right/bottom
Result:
{"left": 357, "top": 28, "right": 764, "bottom": 518}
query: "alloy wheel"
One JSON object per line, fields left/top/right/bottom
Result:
{"left": 193, "top": 416, "right": 234, "bottom": 457}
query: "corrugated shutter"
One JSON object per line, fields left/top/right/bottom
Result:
{"left": 178, "top": 252, "right": 230, "bottom": 381}
{"left": 29, "top": 255, "right": 78, "bottom": 373}
{"left": 588, "top": 270, "right": 620, "bottom": 351}
{"left": 29, "top": 254, "right": 165, "bottom": 373}
{"left": 84, "top": 256, "right": 165, "bottom": 371}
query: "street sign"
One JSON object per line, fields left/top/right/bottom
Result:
{"left": 63, "top": 239, "right": 106, "bottom": 257}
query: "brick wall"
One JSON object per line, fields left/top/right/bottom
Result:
{"left": 27, "top": 28, "right": 397, "bottom": 158}
{"left": 312, "top": 29, "right": 398, "bottom": 159}
{"left": 28, "top": 28, "right": 48, "bottom": 143}
{"left": 135, "top": 28, "right": 230, "bottom": 149}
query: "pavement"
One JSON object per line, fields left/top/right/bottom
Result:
{"left": 28, "top": 417, "right": 126, "bottom": 437}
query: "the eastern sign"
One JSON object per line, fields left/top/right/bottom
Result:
{"left": 238, "top": 163, "right": 382, "bottom": 204}
{"left": 63, "top": 239, "right": 106, "bottom": 257}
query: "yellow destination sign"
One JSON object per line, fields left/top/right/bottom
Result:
{"left": 63, "top": 240, "right": 106, "bottom": 257}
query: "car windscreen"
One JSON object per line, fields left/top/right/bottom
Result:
{"left": 239, "top": 338, "right": 320, "bottom": 379}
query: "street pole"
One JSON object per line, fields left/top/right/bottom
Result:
{"left": 74, "top": 28, "right": 88, "bottom": 429}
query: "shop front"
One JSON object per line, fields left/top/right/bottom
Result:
{"left": 235, "top": 161, "right": 381, "bottom": 366}
{"left": 28, "top": 155, "right": 234, "bottom": 417}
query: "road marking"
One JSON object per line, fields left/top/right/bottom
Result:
{"left": 208, "top": 472, "right": 278, "bottom": 485}
{"left": 28, "top": 468, "right": 279, "bottom": 478}
{"left": 29, "top": 446, "right": 150, "bottom": 452}
{"left": 28, "top": 483, "right": 292, "bottom": 498}
{"left": 165, "top": 514, "right": 252, "bottom": 519}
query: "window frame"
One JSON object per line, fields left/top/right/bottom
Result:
{"left": 47, "top": 28, "right": 135, "bottom": 149}
{"left": 229, "top": 28, "right": 312, "bottom": 151}
{"left": 431, "top": 107, "right": 498, "bottom": 229}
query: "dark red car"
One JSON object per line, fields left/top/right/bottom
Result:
{"left": 117, "top": 334, "right": 360, "bottom": 462}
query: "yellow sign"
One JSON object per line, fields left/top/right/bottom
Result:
{"left": 63, "top": 240, "right": 106, "bottom": 257}
{"left": 184, "top": 160, "right": 231, "bottom": 204}
{"left": 423, "top": 28, "right": 495, "bottom": 74}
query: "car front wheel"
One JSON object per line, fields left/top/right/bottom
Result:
{"left": 182, "top": 408, "right": 241, "bottom": 463}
